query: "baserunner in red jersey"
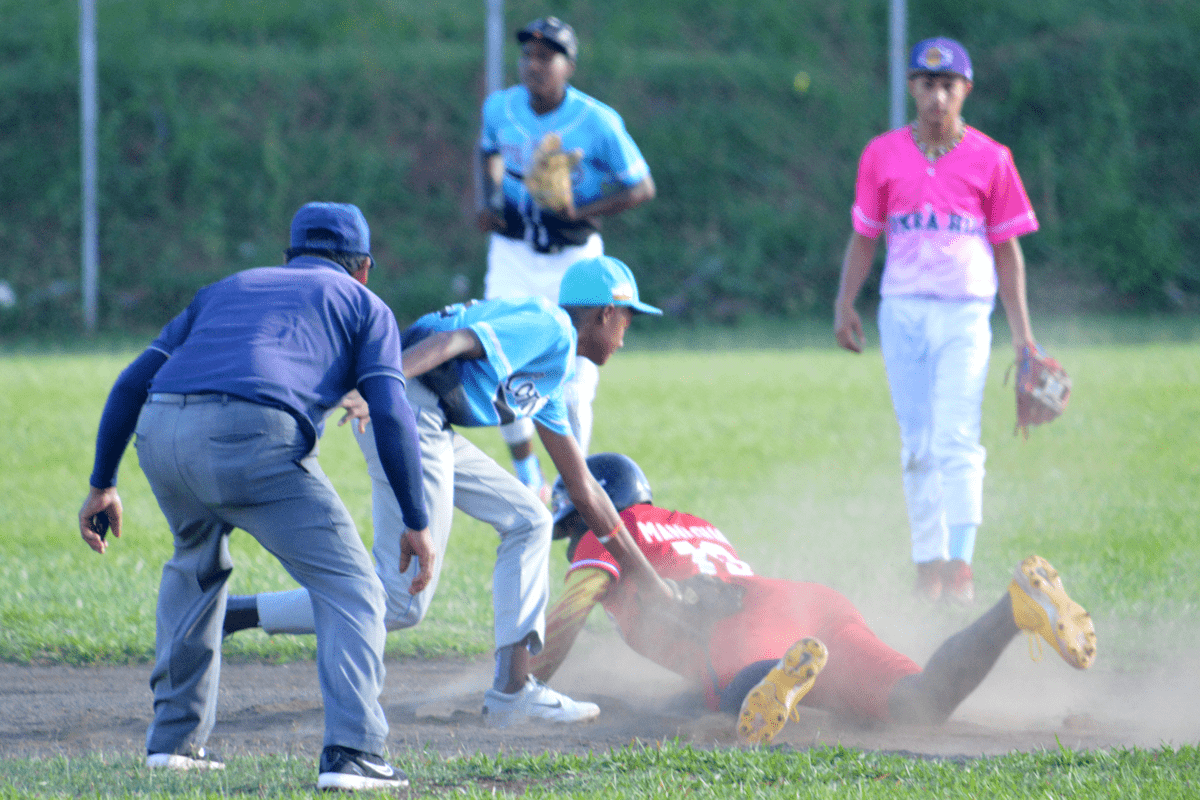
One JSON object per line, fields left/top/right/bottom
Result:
{"left": 533, "top": 453, "right": 1097, "bottom": 745}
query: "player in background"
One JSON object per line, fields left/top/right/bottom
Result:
{"left": 475, "top": 16, "right": 656, "bottom": 500}
{"left": 78, "top": 203, "right": 431, "bottom": 790}
{"left": 833, "top": 37, "right": 1047, "bottom": 604}
{"left": 225, "top": 256, "right": 675, "bottom": 728}
{"left": 532, "top": 453, "right": 1097, "bottom": 745}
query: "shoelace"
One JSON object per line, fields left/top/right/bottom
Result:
{"left": 1025, "top": 631, "right": 1044, "bottom": 663}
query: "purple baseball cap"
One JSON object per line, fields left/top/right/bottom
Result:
{"left": 908, "top": 37, "right": 973, "bottom": 81}
{"left": 289, "top": 202, "right": 371, "bottom": 256}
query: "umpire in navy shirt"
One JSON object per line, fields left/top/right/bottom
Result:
{"left": 78, "top": 202, "right": 432, "bottom": 790}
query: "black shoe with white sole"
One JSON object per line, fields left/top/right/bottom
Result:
{"left": 317, "top": 745, "right": 409, "bottom": 791}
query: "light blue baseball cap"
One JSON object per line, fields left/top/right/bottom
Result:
{"left": 558, "top": 256, "right": 662, "bottom": 315}
{"left": 289, "top": 202, "right": 371, "bottom": 256}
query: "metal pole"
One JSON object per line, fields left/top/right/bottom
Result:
{"left": 474, "top": 0, "right": 504, "bottom": 212}
{"left": 888, "top": 0, "right": 907, "bottom": 130}
{"left": 485, "top": 0, "right": 504, "bottom": 96}
{"left": 80, "top": 0, "right": 99, "bottom": 334}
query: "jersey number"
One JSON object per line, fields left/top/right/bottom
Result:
{"left": 669, "top": 540, "right": 753, "bottom": 577}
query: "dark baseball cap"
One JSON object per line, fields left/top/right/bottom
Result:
{"left": 908, "top": 37, "right": 973, "bottom": 82}
{"left": 517, "top": 17, "right": 577, "bottom": 62}
{"left": 289, "top": 202, "right": 371, "bottom": 256}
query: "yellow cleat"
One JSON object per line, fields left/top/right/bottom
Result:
{"left": 737, "top": 637, "right": 827, "bottom": 745}
{"left": 1009, "top": 555, "right": 1097, "bottom": 670}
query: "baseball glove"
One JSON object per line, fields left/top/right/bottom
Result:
{"left": 524, "top": 132, "right": 581, "bottom": 217}
{"left": 1006, "top": 344, "right": 1072, "bottom": 438}
{"left": 676, "top": 574, "right": 747, "bottom": 619}
{"left": 638, "top": 574, "right": 747, "bottom": 641}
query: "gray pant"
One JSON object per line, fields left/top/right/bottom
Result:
{"left": 257, "top": 380, "right": 553, "bottom": 653}
{"left": 135, "top": 395, "right": 389, "bottom": 756}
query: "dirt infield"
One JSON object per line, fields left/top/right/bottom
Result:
{"left": 4, "top": 627, "right": 1198, "bottom": 763}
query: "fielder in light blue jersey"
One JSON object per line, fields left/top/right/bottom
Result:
{"left": 476, "top": 16, "right": 656, "bottom": 498}
{"left": 227, "top": 256, "right": 677, "bottom": 729}
{"left": 479, "top": 83, "right": 652, "bottom": 256}
{"left": 400, "top": 297, "right": 577, "bottom": 433}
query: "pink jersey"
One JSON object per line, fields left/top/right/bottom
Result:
{"left": 852, "top": 125, "right": 1038, "bottom": 300}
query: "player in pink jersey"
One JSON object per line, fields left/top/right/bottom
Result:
{"left": 834, "top": 37, "right": 1047, "bottom": 604}
{"left": 531, "top": 454, "right": 1096, "bottom": 745}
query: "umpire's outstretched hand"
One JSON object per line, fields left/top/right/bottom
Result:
{"left": 400, "top": 526, "right": 436, "bottom": 594}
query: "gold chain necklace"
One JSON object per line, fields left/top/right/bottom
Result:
{"left": 911, "top": 120, "right": 965, "bottom": 162}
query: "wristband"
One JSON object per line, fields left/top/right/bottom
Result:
{"left": 596, "top": 522, "right": 622, "bottom": 545}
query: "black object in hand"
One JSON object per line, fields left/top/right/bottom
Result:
{"left": 91, "top": 512, "right": 110, "bottom": 540}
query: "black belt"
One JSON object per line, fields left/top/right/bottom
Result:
{"left": 499, "top": 231, "right": 571, "bottom": 255}
{"left": 147, "top": 392, "right": 232, "bottom": 405}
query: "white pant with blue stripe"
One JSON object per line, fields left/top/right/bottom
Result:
{"left": 878, "top": 295, "right": 993, "bottom": 564}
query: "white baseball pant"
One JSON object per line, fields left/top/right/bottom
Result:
{"left": 877, "top": 295, "right": 993, "bottom": 565}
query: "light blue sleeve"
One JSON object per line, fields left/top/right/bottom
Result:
{"left": 589, "top": 106, "right": 650, "bottom": 187}
{"left": 470, "top": 303, "right": 568, "bottom": 380}
{"left": 532, "top": 352, "right": 575, "bottom": 437}
{"left": 468, "top": 301, "right": 575, "bottom": 436}
{"left": 533, "top": 391, "right": 572, "bottom": 437}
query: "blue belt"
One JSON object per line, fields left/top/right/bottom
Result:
{"left": 147, "top": 392, "right": 232, "bottom": 405}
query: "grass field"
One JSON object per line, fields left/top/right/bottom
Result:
{"left": 4, "top": 744, "right": 1199, "bottom": 798}
{"left": 2, "top": 314, "right": 1199, "bottom": 796}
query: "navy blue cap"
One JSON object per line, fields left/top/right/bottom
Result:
{"left": 559, "top": 256, "right": 662, "bottom": 315}
{"left": 517, "top": 17, "right": 578, "bottom": 62}
{"left": 909, "top": 37, "right": 973, "bottom": 81}
{"left": 289, "top": 202, "right": 371, "bottom": 256}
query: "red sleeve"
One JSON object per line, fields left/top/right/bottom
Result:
{"left": 567, "top": 530, "right": 622, "bottom": 581}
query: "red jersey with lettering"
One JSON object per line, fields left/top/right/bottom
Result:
{"left": 567, "top": 504, "right": 920, "bottom": 719}
{"left": 569, "top": 504, "right": 753, "bottom": 583}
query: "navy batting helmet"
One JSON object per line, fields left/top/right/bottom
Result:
{"left": 551, "top": 452, "right": 653, "bottom": 541}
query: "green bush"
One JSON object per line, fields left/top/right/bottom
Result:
{"left": 1, "top": 0, "right": 1198, "bottom": 337}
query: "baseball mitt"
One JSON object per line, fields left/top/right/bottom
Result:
{"left": 637, "top": 574, "right": 747, "bottom": 642}
{"left": 676, "top": 574, "right": 747, "bottom": 620}
{"left": 524, "top": 132, "right": 581, "bottom": 217}
{"left": 1006, "top": 344, "right": 1071, "bottom": 438}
